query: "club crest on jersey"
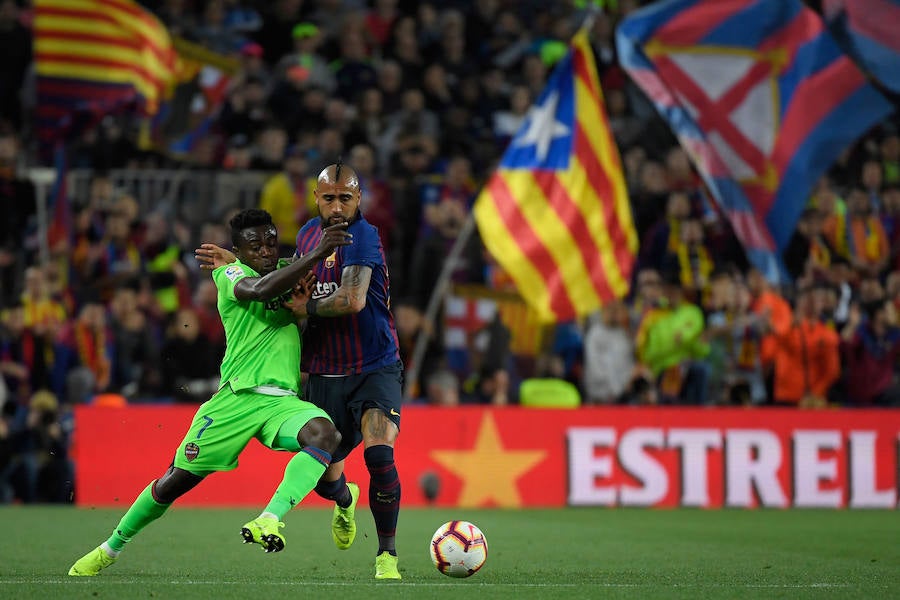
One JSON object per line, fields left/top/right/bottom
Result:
{"left": 224, "top": 265, "right": 244, "bottom": 281}
{"left": 324, "top": 251, "right": 336, "bottom": 269}
{"left": 184, "top": 442, "right": 200, "bottom": 462}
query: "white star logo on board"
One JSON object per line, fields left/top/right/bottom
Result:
{"left": 514, "top": 90, "right": 571, "bottom": 162}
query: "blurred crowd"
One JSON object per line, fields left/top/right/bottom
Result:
{"left": 1, "top": 0, "right": 899, "bottom": 502}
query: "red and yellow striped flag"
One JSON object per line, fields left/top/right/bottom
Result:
{"left": 474, "top": 30, "right": 638, "bottom": 323}
{"left": 34, "top": 0, "right": 178, "bottom": 141}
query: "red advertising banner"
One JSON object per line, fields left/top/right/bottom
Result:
{"left": 73, "top": 406, "right": 900, "bottom": 509}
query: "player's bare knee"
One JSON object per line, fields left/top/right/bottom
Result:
{"left": 362, "top": 409, "right": 399, "bottom": 446}
{"left": 154, "top": 467, "right": 202, "bottom": 503}
{"left": 298, "top": 416, "right": 341, "bottom": 454}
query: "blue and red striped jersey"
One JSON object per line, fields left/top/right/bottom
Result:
{"left": 295, "top": 214, "right": 400, "bottom": 375}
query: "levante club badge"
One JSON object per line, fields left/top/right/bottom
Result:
{"left": 184, "top": 442, "right": 200, "bottom": 462}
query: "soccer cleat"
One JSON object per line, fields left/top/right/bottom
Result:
{"left": 332, "top": 482, "right": 360, "bottom": 550}
{"left": 68, "top": 546, "right": 117, "bottom": 576}
{"left": 241, "top": 517, "right": 286, "bottom": 553}
{"left": 375, "top": 551, "right": 402, "bottom": 580}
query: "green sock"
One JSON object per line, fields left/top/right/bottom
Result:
{"left": 263, "top": 447, "right": 330, "bottom": 520}
{"left": 106, "top": 483, "right": 171, "bottom": 552}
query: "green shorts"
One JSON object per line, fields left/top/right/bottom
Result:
{"left": 172, "top": 384, "right": 331, "bottom": 475}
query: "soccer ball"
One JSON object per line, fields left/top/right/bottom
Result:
{"left": 429, "top": 520, "right": 488, "bottom": 578}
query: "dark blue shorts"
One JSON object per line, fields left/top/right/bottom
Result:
{"left": 305, "top": 361, "right": 403, "bottom": 462}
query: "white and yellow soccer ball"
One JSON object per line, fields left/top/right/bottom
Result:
{"left": 429, "top": 520, "right": 488, "bottom": 578}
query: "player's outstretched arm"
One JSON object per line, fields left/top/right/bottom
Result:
{"left": 235, "top": 223, "right": 352, "bottom": 302}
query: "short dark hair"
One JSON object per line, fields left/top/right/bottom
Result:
{"left": 862, "top": 298, "right": 888, "bottom": 321}
{"left": 229, "top": 209, "right": 273, "bottom": 247}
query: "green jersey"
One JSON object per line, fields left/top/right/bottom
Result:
{"left": 212, "top": 260, "right": 301, "bottom": 393}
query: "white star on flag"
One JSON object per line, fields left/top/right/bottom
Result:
{"left": 514, "top": 90, "right": 570, "bottom": 162}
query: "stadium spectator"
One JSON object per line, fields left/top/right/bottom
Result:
{"left": 20, "top": 265, "right": 67, "bottom": 335}
{"left": 259, "top": 145, "right": 315, "bottom": 256}
{"left": 464, "top": 313, "right": 513, "bottom": 406}
{"left": 839, "top": 299, "right": 900, "bottom": 407}
{"left": 107, "top": 286, "right": 158, "bottom": 399}
{"left": 705, "top": 271, "right": 767, "bottom": 405}
{"left": 660, "top": 216, "right": 714, "bottom": 306}
{"left": 348, "top": 143, "right": 395, "bottom": 252}
{"left": 365, "top": 0, "right": 400, "bottom": 48}
{"left": 0, "top": 128, "right": 35, "bottom": 307}
{"left": 22, "top": 389, "right": 73, "bottom": 503}
{"left": 881, "top": 133, "right": 900, "bottom": 185}
{"left": 824, "top": 187, "right": 889, "bottom": 279}
{"left": 194, "top": 0, "right": 248, "bottom": 54}
{"left": 636, "top": 269, "right": 710, "bottom": 405}
{"left": 159, "top": 308, "right": 220, "bottom": 404}
{"left": 275, "top": 22, "right": 335, "bottom": 93}
{"left": 860, "top": 159, "right": 884, "bottom": 212}
{"left": 191, "top": 279, "right": 225, "bottom": 352}
{"left": 769, "top": 284, "right": 841, "bottom": 407}
{"left": 0, "top": 0, "right": 31, "bottom": 130}
{"left": 332, "top": 31, "right": 377, "bottom": 103}
{"left": 250, "top": 125, "right": 290, "bottom": 171}
{"left": 784, "top": 207, "right": 834, "bottom": 282}
{"left": 218, "top": 75, "right": 270, "bottom": 139}
{"left": 493, "top": 84, "right": 531, "bottom": 146}
{"left": 582, "top": 301, "right": 634, "bottom": 405}
{"left": 141, "top": 211, "right": 191, "bottom": 316}
{"left": 53, "top": 303, "right": 113, "bottom": 404}
{"left": 426, "top": 369, "right": 461, "bottom": 407}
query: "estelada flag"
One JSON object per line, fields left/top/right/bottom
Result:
{"left": 474, "top": 30, "right": 638, "bottom": 324}
{"left": 34, "top": 0, "right": 179, "bottom": 144}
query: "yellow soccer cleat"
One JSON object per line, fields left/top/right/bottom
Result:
{"left": 241, "top": 517, "right": 286, "bottom": 553}
{"left": 68, "top": 546, "right": 117, "bottom": 576}
{"left": 332, "top": 482, "right": 360, "bottom": 550}
{"left": 375, "top": 551, "right": 402, "bottom": 580}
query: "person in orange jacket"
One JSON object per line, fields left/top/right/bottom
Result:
{"left": 769, "top": 283, "right": 841, "bottom": 407}
{"left": 746, "top": 269, "right": 792, "bottom": 378}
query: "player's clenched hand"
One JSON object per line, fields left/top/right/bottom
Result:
{"left": 195, "top": 243, "right": 237, "bottom": 270}
{"left": 283, "top": 271, "right": 317, "bottom": 315}
{"left": 314, "top": 222, "right": 353, "bottom": 258}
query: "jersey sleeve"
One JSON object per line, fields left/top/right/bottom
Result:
{"left": 212, "top": 263, "right": 251, "bottom": 302}
{"left": 342, "top": 222, "right": 383, "bottom": 268}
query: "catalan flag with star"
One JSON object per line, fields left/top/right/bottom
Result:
{"left": 474, "top": 30, "right": 638, "bottom": 324}
{"left": 34, "top": 0, "right": 179, "bottom": 146}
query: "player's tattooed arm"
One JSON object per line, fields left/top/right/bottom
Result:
{"left": 313, "top": 265, "right": 372, "bottom": 316}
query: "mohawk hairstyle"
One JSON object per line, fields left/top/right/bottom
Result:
{"left": 334, "top": 157, "right": 343, "bottom": 182}
{"left": 229, "top": 208, "right": 274, "bottom": 247}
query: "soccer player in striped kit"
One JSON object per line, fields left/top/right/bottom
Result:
{"left": 292, "top": 162, "right": 404, "bottom": 580}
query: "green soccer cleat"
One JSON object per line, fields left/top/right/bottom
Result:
{"left": 241, "top": 517, "right": 286, "bottom": 553}
{"left": 332, "top": 482, "right": 360, "bottom": 550}
{"left": 68, "top": 546, "right": 117, "bottom": 576}
{"left": 375, "top": 551, "right": 402, "bottom": 580}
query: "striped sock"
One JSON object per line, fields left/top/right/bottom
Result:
{"left": 365, "top": 445, "right": 400, "bottom": 555}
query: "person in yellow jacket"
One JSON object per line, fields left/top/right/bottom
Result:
{"left": 636, "top": 270, "right": 710, "bottom": 404}
{"left": 259, "top": 147, "right": 317, "bottom": 256}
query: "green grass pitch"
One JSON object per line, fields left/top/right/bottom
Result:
{"left": 1, "top": 506, "right": 898, "bottom": 599}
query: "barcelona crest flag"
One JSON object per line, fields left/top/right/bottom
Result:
{"left": 617, "top": 0, "right": 894, "bottom": 281}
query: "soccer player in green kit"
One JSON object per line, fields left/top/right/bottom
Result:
{"left": 67, "top": 209, "right": 352, "bottom": 576}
